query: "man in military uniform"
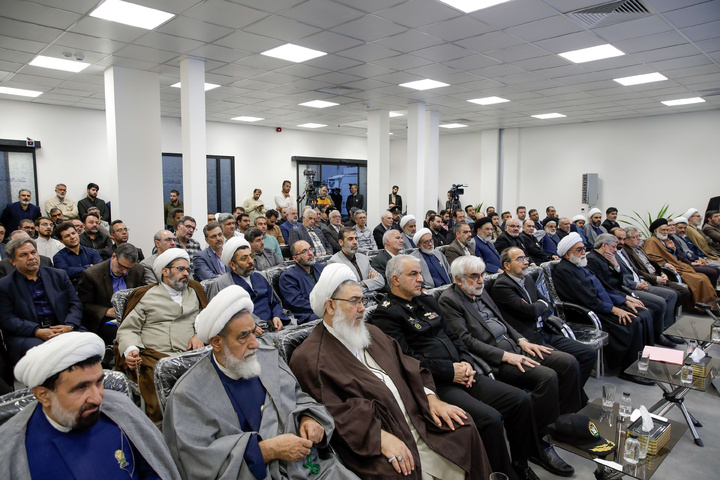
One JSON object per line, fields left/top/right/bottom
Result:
{"left": 370, "top": 254, "right": 571, "bottom": 480}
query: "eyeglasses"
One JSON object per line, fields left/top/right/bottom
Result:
{"left": 236, "top": 253, "right": 256, "bottom": 262}
{"left": 116, "top": 260, "right": 135, "bottom": 271}
{"left": 464, "top": 273, "right": 483, "bottom": 281}
{"left": 331, "top": 296, "right": 369, "bottom": 307}
{"left": 513, "top": 256, "right": 527, "bottom": 263}
{"left": 168, "top": 266, "right": 190, "bottom": 273}
{"left": 572, "top": 246, "right": 586, "bottom": 253}
{"left": 297, "top": 247, "right": 315, "bottom": 256}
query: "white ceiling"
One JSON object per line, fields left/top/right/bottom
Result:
{"left": 1, "top": 0, "right": 718, "bottom": 137}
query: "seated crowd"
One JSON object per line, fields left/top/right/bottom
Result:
{"left": 0, "top": 181, "right": 719, "bottom": 480}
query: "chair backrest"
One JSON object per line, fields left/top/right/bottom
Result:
{"left": 260, "top": 265, "right": 288, "bottom": 301}
{"left": 111, "top": 288, "right": 137, "bottom": 324}
{"left": 273, "top": 320, "right": 321, "bottom": 364}
{"left": 154, "top": 346, "right": 212, "bottom": 413}
{"left": 315, "top": 255, "right": 333, "bottom": 264}
{"left": 365, "top": 249, "right": 381, "bottom": 258}
{"left": 0, "top": 370, "right": 133, "bottom": 426}
{"left": 437, "top": 245, "right": 450, "bottom": 253}
{"left": 200, "top": 278, "right": 216, "bottom": 294}
{"left": 540, "top": 260, "right": 564, "bottom": 319}
{"left": 402, "top": 248, "right": 418, "bottom": 255}
{"left": 423, "top": 283, "right": 452, "bottom": 299}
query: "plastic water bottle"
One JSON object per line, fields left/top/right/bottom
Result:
{"left": 681, "top": 359, "right": 693, "bottom": 386}
{"left": 623, "top": 432, "right": 640, "bottom": 465}
{"left": 619, "top": 392, "right": 632, "bottom": 421}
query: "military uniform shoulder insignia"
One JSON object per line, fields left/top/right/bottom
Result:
{"left": 423, "top": 311, "right": 440, "bottom": 320}
{"left": 382, "top": 300, "right": 391, "bottom": 307}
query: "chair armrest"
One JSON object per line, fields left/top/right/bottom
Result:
{"left": 661, "top": 267, "right": 681, "bottom": 283}
{"left": 555, "top": 300, "right": 603, "bottom": 330}
{"left": 466, "top": 352, "right": 494, "bottom": 378}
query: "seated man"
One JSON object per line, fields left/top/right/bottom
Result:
{"left": 552, "top": 233, "right": 651, "bottom": 385}
{"left": 587, "top": 234, "right": 671, "bottom": 348}
{"left": 519, "top": 220, "right": 557, "bottom": 265}
{"left": 528, "top": 209, "right": 542, "bottom": 231}
{"left": 540, "top": 218, "right": 560, "bottom": 256}
{"left": 400, "top": 214, "right": 417, "bottom": 249}
{"left": 474, "top": 218, "right": 503, "bottom": 274}
{"left": 494, "top": 218, "right": 525, "bottom": 257}
{"left": 684, "top": 208, "right": 720, "bottom": 259}
{"left": 439, "top": 256, "right": 583, "bottom": 474}
{"left": 99, "top": 220, "right": 145, "bottom": 262}
{"left": 669, "top": 218, "right": 720, "bottom": 282}
{"left": 207, "top": 237, "right": 288, "bottom": 331}
{"left": 218, "top": 213, "right": 238, "bottom": 241}
{"left": 583, "top": 208, "right": 607, "bottom": 246}
{"left": 411, "top": 228, "right": 451, "bottom": 289}
{"left": 280, "top": 207, "right": 300, "bottom": 244}
{"left": 329, "top": 227, "right": 385, "bottom": 294}
{"left": 321, "top": 208, "right": 343, "bottom": 254}
{"left": 245, "top": 227, "right": 283, "bottom": 271}
{"left": 373, "top": 211, "right": 399, "bottom": 250}
{"left": 556, "top": 217, "right": 572, "bottom": 239}
{"left": 489, "top": 248, "right": 596, "bottom": 403}
{"left": 278, "top": 240, "right": 325, "bottom": 324}
{"left": 265, "top": 209, "right": 285, "bottom": 246}
{"left": 254, "top": 215, "right": 283, "bottom": 257}
{"left": 570, "top": 215, "right": 590, "bottom": 248}
{"left": 602, "top": 207, "right": 620, "bottom": 232}
{"left": 702, "top": 210, "right": 720, "bottom": 251}
{"left": 173, "top": 216, "right": 202, "bottom": 271}
{"left": 19, "top": 219, "right": 36, "bottom": 238}
{"left": 164, "top": 286, "right": 356, "bottom": 480}
{"left": 371, "top": 255, "right": 553, "bottom": 480}
{"left": 142, "top": 230, "right": 177, "bottom": 284}
{"left": 193, "top": 222, "right": 229, "bottom": 281}
{"left": 53, "top": 221, "right": 103, "bottom": 290}
{"left": 49, "top": 207, "right": 65, "bottom": 226}
{"left": 290, "top": 264, "right": 491, "bottom": 479}
{"left": 444, "top": 222, "right": 474, "bottom": 265}
{"left": 288, "top": 209, "right": 332, "bottom": 258}
{"left": 236, "top": 213, "right": 252, "bottom": 237}
{"left": 116, "top": 249, "right": 208, "bottom": 421}
{"left": 78, "top": 243, "right": 145, "bottom": 346}
{"left": 2, "top": 332, "right": 181, "bottom": 480}
{"left": 0, "top": 236, "right": 82, "bottom": 365}
{"left": 427, "top": 214, "right": 447, "bottom": 247}
{"left": 370, "top": 229, "right": 404, "bottom": 291}
{"left": 34, "top": 217, "right": 63, "bottom": 259}
{"left": 79, "top": 212, "right": 112, "bottom": 251}
{"left": 0, "top": 230, "right": 53, "bottom": 277}
{"left": 444, "top": 209, "right": 466, "bottom": 244}
{"left": 352, "top": 209, "right": 375, "bottom": 254}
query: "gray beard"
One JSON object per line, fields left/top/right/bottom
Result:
{"left": 656, "top": 233, "right": 668, "bottom": 241}
{"left": 332, "top": 309, "right": 371, "bottom": 351}
{"left": 220, "top": 346, "right": 262, "bottom": 379}
{"left": 169, "top": 278, "right": 188, "bottom": 291}
{"left": 569, "top": 254, "right": 588, "bottom": 267}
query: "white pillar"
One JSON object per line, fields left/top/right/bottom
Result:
{"left": 406, "top": 102, "right": 426, "bottom": 217}
{"left": 180, "top": 58, "right": 208, "bottom": 239}
{"left": 425, "top": 110, "right": 439, "bottom": 211}
{"left": 104, "top": 66, "right": 162, "bottom": 254}
{"left": 367, "top": 110, "right": 390, "bottom": 223}
{"left": 480, "top": 129, "right": 500, "bottom": 211}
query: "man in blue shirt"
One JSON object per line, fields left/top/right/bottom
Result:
{"left": 279, "top": 240, "right": 325, "bottom": 324}
{"left": 53, "top": 221, "right": 102, "bottom": 290}
{"left": 0, "top": 189, "right": 41, "bottom": 234}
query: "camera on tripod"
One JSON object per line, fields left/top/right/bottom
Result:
{"left": 301, "top": 169, "right": 322, "bottom": 206}
{"left": 447, "top": 183, "right": 467, "bottom": 212}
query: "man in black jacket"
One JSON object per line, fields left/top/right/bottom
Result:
{"left": 519, "top": 220, "right": 556, "bottom": 265}
{"left": 371, "top": 254, "right": 564, "bottom": 480}
{"left": 494, "top": 218, "right": 525, "bottom": 257}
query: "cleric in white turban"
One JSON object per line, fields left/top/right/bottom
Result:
{"left": 309, "top": 263, "right": 358, "bottom": 318}
{"left": 557, "top": 232, "right": 583, "bottom": 258}
{"left": 400, "top": 214, "right": 418, "bottom": 248}
{"left": 413, "top": 227, "right": 433, "bottom": 248}
{"left": 222, "top": 236, "right": 250, "bottom": 267}
{"left": 164, "top": 276, "right": 357, "bottom": 480}
{"left": 584, "top": 208, "right": 607, "bottom": 244}
{"left": 153, "top": 248, "right": 190, "bottom": 284}
{"left": 0, "top": 331, "right": 182, "bottom": 480}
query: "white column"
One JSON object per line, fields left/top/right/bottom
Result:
{"left": 480, "top": 129, "right": 500, "bottom": 211}
{"left": 104, "top": 66, "right": 162, "bottom": 254}
{"left": 406, "top": 102, "right": 426, "bottom": 216}
{"left": 180, "top": 58, "right": 208, "bottom": 239}
{"left": 367, "top": 109, "right": 390, "bottom": 223}
{"left": 424, "top": 110, "right": 439, "bottom": 211}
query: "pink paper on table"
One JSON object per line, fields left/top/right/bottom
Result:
{"left": 642, "top": 346, "right": 684, "bottom": 365}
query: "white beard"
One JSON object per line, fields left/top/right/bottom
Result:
{"left": 420, "top": 246, "right": 434, "bottom": 254}
{"left": 656, "top": 233, "right": 668, "bottom": 240}
{"left": 221, "top": 346, "right": 262, "bottom": 379}
{"left": 461, "top": 282, "right": 484, "bottom": 296}
{"left": 569, "top": 254, "right": 588, "bottom": 267}
{"left": 332, "top": 309, "right": 371, "bottom": 351}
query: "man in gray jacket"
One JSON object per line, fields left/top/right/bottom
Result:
{"left": 328, "top": 227, "right": 385, "bottom": 294}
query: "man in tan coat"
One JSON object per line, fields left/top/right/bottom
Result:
{"left": 685, "top": 208, "right": 720, "bottom": 260}
{"left": 116, "top": 248, "right": 208, "bottom": 421}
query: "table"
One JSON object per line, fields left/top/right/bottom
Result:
{"left": 549, "top": 399, "right": 686, "bottom": 479}
{"left": 663, "top": 314, "right": 717, "bottom": 349}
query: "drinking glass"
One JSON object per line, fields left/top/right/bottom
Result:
{"left": 602, "top": 383, "right": 616, "bottom": 409}
{"left": 637, "top": 351, "right": 651, "bottom": 374}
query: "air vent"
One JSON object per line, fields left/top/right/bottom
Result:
{"left": 315, "top": 86, "right": 361, "bottom": 96}
{"left": 696, "top": 88, "right": 720, "bottom": 97}
{"left": 567, "top": 0, "right": 652, "bottom": 29}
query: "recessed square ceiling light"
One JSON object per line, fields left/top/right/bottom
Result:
{"left": 613, "top": 72, "right": 667, "bottom": 86}
{"left": 261, "top": 44, "right": 327, "bottom": 63}
{"left": 468, "top": 96, "right": 510, "bottom": 105}
{"left": 389, "top": 111, "right": 404, "bottom": 117}
{"left": 232, "top": 116, "right": 264, "bottom": 122}
{"left": 299, "top": 100, "right": 338, "bottom": 109}
{"left": 29, "top": 55, "right": 91, "bottom": 73}
{"left": 437, "top": 0, "right": 513, "bottom": 13}
{"left": 297, "top": 123, "right": 327, "bottom": 128}
{"left": 439, "top": 123, "right": 468, "bottom": 129}
{"left": 532, "top": 113, "right": 566, "bottom": 119}
{"left": 559, "top": 44, "right": 624, "bottom": 64}
{"left": 0, "top": 86, "right": 43, "bottom": 98}
{"left": 661, "top": 97, "right": 705, "bottom": 106}
{"left": 171, "top": 82, "right": 220, "bottom": 91}
{"left": 89, "top": 0, "right": 174, "bottom": 30}
{"left": 399, "top": 79, "right": 449, "bottom": 91}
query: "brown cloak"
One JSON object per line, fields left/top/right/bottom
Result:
{"left": 643, "top": 236, "right": 717, "bottom": 304}
{"left": 290, "top": 322, "right": 491, "bottom": 480}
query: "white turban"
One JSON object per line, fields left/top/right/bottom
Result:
{"left": 195, "top": 285, "right": 254, "bottom": 343}
{"left": 674, "top": 216, "right": 688, "bottom": 225}
{"left": 413, "top": 228, "right": 432, "bottom": 246}
{"left": 571, "top": 214, "right": 587, "bottom": 223}
{"left": 588, "top": 208, "right": 601, "bottom": 217}
{"left": 222, "top": 237, "right": 250, "bottom": 267}
{"left": 400, "top": 215, "right": 416, "bottom": 229}
{"left": 153, "top": 248, "right": 190, "bottom": 282}
{"left": 557, "top": 232, "right": 583, "bottom": 257}
{"left": 309, "top": 263, "right": 356, "bottom": 318}
{"left": 684, "top": 208, "right": 698, "bottom": 220}
{"left": 14, "top": 332, "right": 105, "bottom": 388}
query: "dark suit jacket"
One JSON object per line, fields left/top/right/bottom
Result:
{"left": 288, "top": 224, "right": 333, "bottom": 255}
{"left": 388, "top": 193, "right": 402, "bottom": 210}
{"left": 489, "top": 272, "right": 553, "bottom": 341}
{"left": 520, "top": 232, "right": 554, "bottom": 264}
{"left": 99, "top": 244, "right": 145, "bottom": 262}
{"left": 0, "top": 255, "right": 52, "bottom": 278}
{"left": 0, "top": 267, "right": 82, "bottom": 339}
{"left": 622, "top": 246, "right": 662, "bottom": 285}
{"left": 346, "top": 194, "right": 364, "bottom": 212}
{"left": 553, "top": 258, "right": 623, "bottom": 315}
{"left": 438, "top": 284, "right": 522, "bottom": 367}
{"left": 474, "top": 237, "right": 502, "bottom": 273}
{"left": 372, "top": 223, "right": 401, "bottom": 250}
{"left": 370, "top": 250, "right": 393, "bottom": 293}
{"left": 587, "top": 249, "right": 627, "bottom": 295}
{"left": 321, "top": 223, "right": 341, "bottom": 253}
{"left": 494, "top": 232, "right": 525, "bottom": 256}
{"left": 77, "top": 259, "right": 145, "bottom": 333}
{"left": 444, "top": 239, "right": 470, "bottom": 265}
{"left": 192, "top": 247, "right": 229, "bottom": 281}
{"left": 602, "top": 220, "right": 620, "bottom": 233}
